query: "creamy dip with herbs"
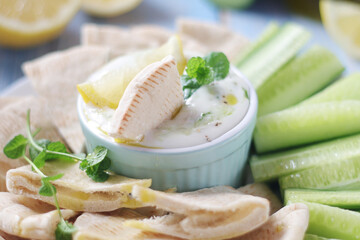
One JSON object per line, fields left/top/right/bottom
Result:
{"left": 84, "top": 67, "right": 250, "bottom": 148}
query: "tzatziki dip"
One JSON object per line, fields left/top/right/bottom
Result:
{"left": 84, "top": 66, "right": 250, "bottom": 148}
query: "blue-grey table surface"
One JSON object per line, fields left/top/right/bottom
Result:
{"left": 0, "top": 0, "right": 359, "bottom": 92}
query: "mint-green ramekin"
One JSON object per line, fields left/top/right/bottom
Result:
{"left": 78, "top": 68, "right": 257, "bottom": 192}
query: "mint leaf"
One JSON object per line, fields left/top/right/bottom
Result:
{"left": 46, "top": 142, "right": 74, "bottom": 162}
{"left": 186, "top": 57, "right": 206, "bottom": 78}
{"left": 85, "top": 146, "right": 108, "bottom": 167}
{"left": 33, "top": 151, "right": 47, "bottom": 169}
{"left": 55, "top": 220, "right": 77, "bottom": 240}
{"left": 39, "top": 174, "right": 63, "bottom": 197}
{"left": 86, "top": 157, "right": 111, "bottom": 182}
{"left": 181, "top": 75, "right": 201, "bottom": 100}
{"left": 30, "top": 139, "right": 50, "bottom": 160}
{"left": 204, "top": 52, "right": 230, "bottom": 80}
{"left": 3, "top": 135, "right": 28, "bottom": 159}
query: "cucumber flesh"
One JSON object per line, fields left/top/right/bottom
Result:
{"left": 251, "top": 133, "right": 360, "bottom": 182}
{"left": 301, "top": 73, "right": 360, "bottom": 105}
{"left": 237, "top": 23, "right": 310, "bottom": 89}
{"left": 304, "top": 202, "right": 360, "bottom": 240}
{"left": 279, "top": 157, "right": 360, "bottom": 191}
{"left": 304, "top": 234, "right": 339, "bottom": 240}
{"left": 257, "top": 45, "right": 344, "bottom": 116}
{"left": 285, "top": 189, "right": 360, "bottom": 209}
{"left": 234, "top": 22, "right": 280, "bottom": 66}
{"left": 254, "top": 100, "right": 360, "bottom": 153}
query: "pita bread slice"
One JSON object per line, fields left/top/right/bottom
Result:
{"left": 0, "top": 192, "right": 76, "bottom": 240}
{"left": 177, "top": 18, "right": 250, "bottom": 61}
{"left": 0, "top": 230, "right": 27, "bottom": 240}
{"left": 0, "top": 97, "right": 64, "bottom": 192}
{"left": 81, "top": 24, "right": 172, "bottom": 58}
{"left": 235, "top": 203, "right": 309, "bottom": 240}
{"left": 22, "top": 46, "right": 110, "bottom": 153}
{"left": 0, "top": 97, "right": 23, "bottom": 111}
{"left": 6, "top": 161, "right": 151, "bottom": 212}
{"left": 126, "top": 186, "right": 270, "bottom": 239}
{"left": 238, "top": 183, "right": 282, "bottom": 214}
{"left": 110, "top": 55, "right": 183, "bottom": 140}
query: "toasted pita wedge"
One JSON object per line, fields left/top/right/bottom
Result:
{"left": 0, "top": 97, "right": 23, "bottom": 111}
{"left": 235, "top": 203, "right": 309, "bottom": 240}
{"left": 177, "top": 18, "right": 249, "bottom": 61}
{"left": 6, "top": 161, "right": 151, "bottom": 212}
{"left": 0, "top": 192, "right": 76, "bottom": 240}
{"left": 22, "top": 46, "right": 110, "bottom": 153}
{"left": 0, "top": 230, "right": 26, "bottom": 240}
{"left": 0, "top": 97, "right": 64, "bottom": 192}
{"left": 81, "top": 24, "right": 172, "bottom": 58}
{"left": 125, "top": 186, "right": 270, "bottom": 239}
{"left": 238, "top": 183, "right": 282, "bottom": 214}
{"left": 110, "top": 55, "right": 183, "bottom": 140}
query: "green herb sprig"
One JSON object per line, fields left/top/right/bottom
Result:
{"left": 3, "top": 110, "right": 112, "bottom": 239}
{"left": 181, "top": 52, "right": 230, "bottom": 99}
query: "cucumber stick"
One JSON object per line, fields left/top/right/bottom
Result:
{"left": 285, "top": 189, "right": 360, "bottom": 209}
{"left": 254, "top": 100, "right": 360, "bottom": 153}
{"left": 234, "top": 22, "right": 280, "bottom": 66}
{"left": 301, "top": 73, "right": 360, "bottom": 105}
{"left": 304, "top": 234, "right": 339, "bottom": 240}
{"left": 279, "top": 157, "right": 360, "bottom": 191}
{"left": 250, "top": 133, "right": 360, "bottom": 182}
{"left": 304, "top": 202, "right": 360, "bottom": 240}
{"left": 237, "top": 23, "right": 310, "bottom": 89}
{"left": 257, "top": 46, "right": 344, "bottom": 116}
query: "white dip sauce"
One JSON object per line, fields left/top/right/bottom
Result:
{"left": 84, "top": 68, "right": 250, "bottom": 148}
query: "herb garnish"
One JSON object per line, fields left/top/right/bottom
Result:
{"left": 181, "top": 52, "right": 230, "bottom": 99}
{"left": 3, "top": 110, "right": 112, "bottom": 239}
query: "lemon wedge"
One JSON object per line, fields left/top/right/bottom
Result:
{"left": 77, "top": 35, "right": 186, "bottom": 109}
{"left": 82, "top": 0, "right": 142, "bottom": 17}
{"left": 320, "top": 0, "right": 360, "bottom": 59}
{"left": 0, "top": 0, "right": 80, "bottom": 48}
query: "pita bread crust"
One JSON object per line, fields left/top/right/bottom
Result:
{"left": 22, "top": 46, "right": 110, "bottom": 153}
{"left": 81, "top": 24, "right": 172, "bottom": 58}
{"left": 0, "top": 230, "right": 25, "bottom": 240}
{"left": 6, "top": 162, "right": 151, "bottom": 212}
{"left": 0, "top": 192, "right": 76, "bottom": 240}
{"left": 110, "top": 55, "right": 183, "bottom": 140}
{"left": 0, "top": 97, "right": 64, "bottom": 192}
{"left": 235, "top": 203, "right": 309, "bottom": 240}
{"left": 128, "top": 186, "right": 270, "bottom": 239}
{"left": 238, "top": 183, "right": 282, "bottom": 214}
{"left": 0, "top": 97, "right": 23, "bottom": 111}
{"left": 177, "top": 18, "right": 250, "bottom": 61}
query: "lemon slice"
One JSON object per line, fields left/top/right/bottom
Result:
{"left": 77, "top": 35, "right": 186, "bottom": 109}
{"left": 82, "top": 0, "right": 142, "bottom": 17}
{"left": 0, "top": 0, "right": 80, "bottom": 48}
{"left": 320, "top": 0, "right": 360, "bottom": 59}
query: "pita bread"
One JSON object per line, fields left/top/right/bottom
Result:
{"left": 235, "top": 203, "right": 309, "bottom": 240}
{"left": 0, "top": 97, "right": 23, "bottom": 111}
{"left": 0, "top": 230, "right": 26, "bottom": 240}
{"left": 0, "top": 97, "right": 64, "bottom": 192}
{"left": 110, "top": 55, "right": 183, "bottom": 140}
{"left": 0, "top": 192, "right": 76, "bottom": 240}
{"left": 238, "top": 183, "right": 282, "bottom": 214}
{"left": 6, "top": 161, "right": 151, "bottom": 212}
{"left": 22, "top": 46, "right": 111, "bottom": 153}
{"left": 125, "top": 186, "right": 270, "bottom": 239}
{"left": 81, "top": 24, "right": 172, "bottom": 58}
{"left": 176, "top": 18, "right": 250, "bottom": 61}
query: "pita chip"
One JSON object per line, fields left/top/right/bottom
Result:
{"left": 238, "top": 183, "right": 282, "bottom": 214}
{"left": 22, "top": 46, "right": 111, "bottom": 153}
{"left": 110, "top": 55, "right": 183, "bottom": 140}
{"left": 6, "top": 161, "right": 151, "bottom": 212}
{"left": 177, "top": 18, "right": 250, "bottom": 61}
{"left": 81, "top": 24, "right": 172, "bottom": 58}
{"left": 0, "top": 97, "right": 64, "bottom": 192}
{"left": 125, "top": 186, "right": 270, "bottom": 239}
{"left": 235, "top": 203, "right": 309, "bottom": 240}
{"left": 0, "top": 192, "right": 76, "bottom": 240}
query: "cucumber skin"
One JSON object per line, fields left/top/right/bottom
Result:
{"left": 304, "top": 202, "right": 360, "bottom": 240}
{"left": 254, "top": 100, "right": 360, "bottom": 153}
{"left": 301, "top": 73, "right": 360, "bottom": 105}
{"left": 250, "top": 133, "right": 360, "bottom": 182}
{"left": 279, "top": 157, "right": 360, "bottom": 191}
{"left": 237, "top": 23, "right": 310, "bottom": 89}
{"left": 285, "top": 189, "right": 360, "bottom": 209}
{"left": 257, "top": 45, "right": 344, "bottom": 116}
{"left": 304, "top": 234, "right": 339, "bottom": 240}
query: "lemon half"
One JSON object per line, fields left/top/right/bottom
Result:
{"left": 82, "top": 0, "right": 142, "bottom": 17}
{"left": 0, "top": 0, "right": 80, "bottom": 48}
{"left": 320, "top": 0, "right": 360, "bottom": 59}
